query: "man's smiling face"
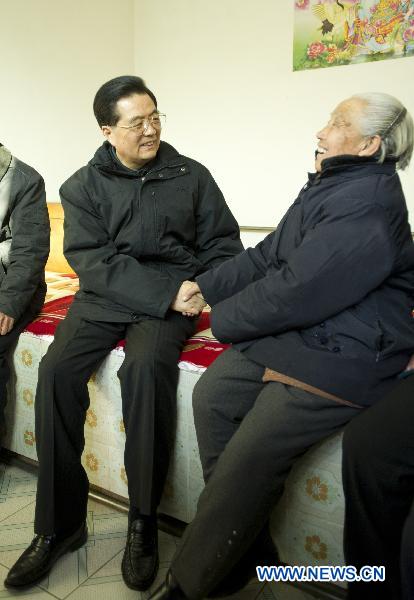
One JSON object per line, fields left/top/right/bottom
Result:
{"left": 315, "top": 97, "right": 369, "bottom": 172}
{"left": 102, "top": 93, "right": 161, "bottom": 170}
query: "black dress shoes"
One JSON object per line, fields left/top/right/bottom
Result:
{"left": 149, "top": 570, "right": 187, "bottom": 599}
{"left": 121, "top": 516, "right": 159, "bottom": 590}
{"left": 4, "top": 522, "right": 87, "bottom": 588}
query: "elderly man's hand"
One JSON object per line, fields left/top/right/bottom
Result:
{"left": 0, "top": 312, "right": 15, "bottom": 336}
{"left": 171, "top": 281, "right": 206, "bottom": 316}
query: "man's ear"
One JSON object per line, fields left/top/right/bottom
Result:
{"left": 101, "top": 125, "right": 112, "bottom": 141}
{"left": 359, "top": 135, "right": 381, "bottom": 157}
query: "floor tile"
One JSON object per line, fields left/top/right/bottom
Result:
{"left": 0, "top": 464, "right": 36, "bottom": 524}
{"left": 0, "top": 501, "right": 36, "bottom": 527}
{"left": 86, "top": 549, "right": 124, "bottom": 580}
{"left": 83, "top": 535, "right": 126, "bottom": 581}
{"left": 158, "top": 530, "right": 180, "bottom": 566}
{"left": 218, "top": 580, "right": 264, "bottom": 599}
{"left": 64, "top": 577, "right": 144, "bottom": 600}
{"left": 69, "top": 564, "right": 171, "bottom": 600}
{"left": 36, "top": 547, "right": 89, "bottom": 599}
{"left": 0, "top": 464, "right": 329, "bottom": 600}
{"left": 37, "top": 510, "right": 131, "bottom": 598}
{"left": 0, "top": 562, "right": 51, "bottom": 599}
{"left": 261, "top": 581, "right": 319, "bottom": 599}
{"left": 0, "top": 512, "right": 37, "bottom": 566}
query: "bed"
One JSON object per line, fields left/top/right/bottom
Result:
{"left": 3, "top": 203, "right": 347, "bottom": 598}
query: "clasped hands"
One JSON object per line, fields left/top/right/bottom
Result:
{"left": 171, "top": 281, "right": 206, "bottom": 317}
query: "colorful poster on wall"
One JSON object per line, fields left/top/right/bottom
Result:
{"left": 293, "top": 0, "right": 414, "bottom": 70}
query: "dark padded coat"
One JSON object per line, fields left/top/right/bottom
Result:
{"left": 197, "top": 155, "right": 414, "bottom": 406}
{"left": 60, "top": 141, "right": 243, "bottom": 322}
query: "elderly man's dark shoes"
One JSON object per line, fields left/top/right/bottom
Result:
{"left": 121, "top": 516, "right": 159, "bottom": 590}
{"left": 4, "top": 522, "right": 87, "bottom": 588}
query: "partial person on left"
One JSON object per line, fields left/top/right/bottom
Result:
{"left": 0, "top": 143, "right": 50, "bottom": 441}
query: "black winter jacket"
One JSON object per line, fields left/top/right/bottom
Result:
{"left": 60, "top": 141, "right": 242, "bottom": 321}
{"left": 197, "top": 156, "right": 414, "bottom": 406}
{"left": 0, "top": 146, "right": 49, "bottom": 321}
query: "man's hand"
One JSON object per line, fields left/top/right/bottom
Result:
{"left": 0, "top": 312, "right": 15, "bottom": 336}
{"left": 181, "top": 281, "right": 201, "bottom": 302}
{"left": 180, "top": 293, "right": 206, "bottom": 317}
{"left": 171, "top": 281, "right": 206, "bottom": 316}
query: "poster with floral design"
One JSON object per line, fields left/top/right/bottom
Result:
{"left": 293, "top": 0, "right": 414, "bottom": 70}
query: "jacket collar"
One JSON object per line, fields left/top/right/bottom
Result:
{"left": 89, "top": 140, "right": 185, "bottom": 178}
{"left": 308, "top": 154, "right": 397, "bottom": 184}
{"left": 0, "top": 144, "right": 12, "bottom": 183}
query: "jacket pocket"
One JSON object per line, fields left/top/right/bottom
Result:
{"left": 154, "top": 187, "right": 196, "bottom": 239}
{"left": 300, "top": 311, "right": 380, "bottom": 360}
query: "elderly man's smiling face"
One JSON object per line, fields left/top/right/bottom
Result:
{"left": 315, "top": 97, "right": 374, "bottom": 172}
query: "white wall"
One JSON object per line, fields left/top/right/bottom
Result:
{"left": 2, "top": 0, "right": 412, "bottom": 222}
{"left": 133, "top": 0, "right": 414, "bottom": 227}
{"left": 1, "top": 0, "right": 134, "bottom": 200}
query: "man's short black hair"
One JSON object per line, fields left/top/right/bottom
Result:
{"left": 93, "top": 75, "right": 158, "bottom": 127}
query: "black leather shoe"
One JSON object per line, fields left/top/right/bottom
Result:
{"left": 121, "top": 517, "right": 159, "bottom": 590}
{"left": 4, "top": 522, "right": 87, "bottom": 588}
{"left": 149, "top": 570, "right": 187, "bottom": 599}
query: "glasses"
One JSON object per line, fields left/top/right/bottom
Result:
{"left": 116, "top": 112, "right": 166, "bottom": 135}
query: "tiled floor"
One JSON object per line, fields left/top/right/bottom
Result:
{"left": 0, "top": 461, "right": 316, "bottom": 600}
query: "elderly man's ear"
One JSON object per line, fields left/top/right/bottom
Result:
{"left": 359, "top": 135, "right": 381, "bottom": 157}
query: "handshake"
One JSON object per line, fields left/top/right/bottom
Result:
{"left": 170, "top": 281, "right": 206, "bottom": 317}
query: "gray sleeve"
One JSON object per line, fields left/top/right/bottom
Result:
{"left": 0, "top": 167, "right": 50, "bottom": 320}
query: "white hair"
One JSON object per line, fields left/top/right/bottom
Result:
{"left": 352, "top": 92, "right": 413, "bottom": 170}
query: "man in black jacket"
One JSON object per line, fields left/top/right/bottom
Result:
{"left": 149, "top": 93, "right": 414, "bottom": 600}
{"left": 5, "top": 76, "right": 242, "bottom": 591}
{"left": 0, "top": 144, "right": 49, "bottom": 438}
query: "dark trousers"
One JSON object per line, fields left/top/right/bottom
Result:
{"left": 171, "top": 348, "right": 360, "bottom": 599}
{"left": 0, "top": 310, "right": 38, "bottom": 436}
{"left": 343, "top": 376, "right": 414, "bottom": 600}
{"left": 34, "top": 307, "right": 195, "bottom": 537}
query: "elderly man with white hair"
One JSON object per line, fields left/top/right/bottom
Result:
{"left": 149, "top": 92, "right": 414, "bottom": 600}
